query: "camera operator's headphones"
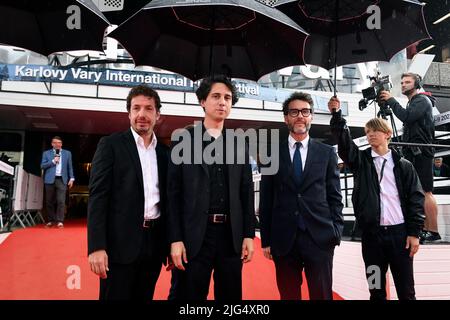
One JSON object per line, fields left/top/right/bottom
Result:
{"left": 413, "top": 73, "right": 422, "bottom": 89}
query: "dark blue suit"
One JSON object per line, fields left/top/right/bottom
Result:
{"left": 259, "top": 136, "right": 344, "bottom": 300}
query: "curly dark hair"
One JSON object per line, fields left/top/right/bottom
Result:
{"left": 195, "top": 75, "right": 239, "bottom": 105}
{"left": 282, "top": 92, "right": 314, "bottom": 115}
{"left": 126, "top": 84, "right": 162, "bottom": 112}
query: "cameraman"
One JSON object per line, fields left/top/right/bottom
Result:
{"left": 379, "top": 72, "right": 439, "bottom": 243}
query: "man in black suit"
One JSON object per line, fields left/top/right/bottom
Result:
{"left": 259, "top": 92, "right": 344, "bottom": 300}
{"left": 167, "top": 75, "right": 255, "bottom": 300}
{"left": 87, "top": 85, "right": 168, "bottom": 300}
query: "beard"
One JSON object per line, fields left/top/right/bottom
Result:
{"left": 288, "top": 122, "right": 311, "bottom": 135}
{"left": 133, "top": 122, "right": 153, "bottom": 136}
{"left": 135, "top": 127, "right": 151, "bottom": 135}
{"left": 402, "top": 86, "right": 416, "bottom": 97}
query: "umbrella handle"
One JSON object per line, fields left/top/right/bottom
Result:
{"left": 333, "top": 63, "right": 337, "bottom": 97}
{"left": 333, "top": 0, "right": 340, "bottom": 97}
{"left": 208, "top": 8, "right": 216, "bottom": 77}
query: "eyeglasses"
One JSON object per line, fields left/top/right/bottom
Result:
{"left": 287, "top": 108, "right": 312, "bottom": 117}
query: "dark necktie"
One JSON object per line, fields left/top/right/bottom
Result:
{"left": 293, "top": 142, "right": 303, "bottom": 186}
{"left": 293, "top": 141, "right": 306, "bottom": 231}
{"left": 376, "top": 158, "right": 387, "bottom": 183}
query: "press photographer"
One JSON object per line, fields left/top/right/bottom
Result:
{"left": 379, "top": 72, "right": 440, "bottom": 243}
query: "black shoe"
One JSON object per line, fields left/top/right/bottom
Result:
{"left": 422, "top": 231, "right": 442, "bottom": 243}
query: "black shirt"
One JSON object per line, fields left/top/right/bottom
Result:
{"left": 203, "top": 128, "right": 230, "bottom": 215}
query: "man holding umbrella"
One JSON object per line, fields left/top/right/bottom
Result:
{"left": 329, "top": 96, "right": 425, "bottom": 300}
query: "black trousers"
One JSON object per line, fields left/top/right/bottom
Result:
{"left": 45, "top": 177, "right": 67, "bottom": 222}
{"left": 273, "top": 228, "right": 335, "bottom": 300}
{"left": 99, "top": 222, "right": 163, "bottom": 300}
{"left": 168, "top": 268, "right": 186, "bottom": 300}
{"left": 182, "top": 222, "right": 242, "bottom": 301}
{"left": 361, "top": 223, "right": 416, "bottom": 300}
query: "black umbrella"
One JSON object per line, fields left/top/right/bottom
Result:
{"left": 108, "top": 0, "right": 308, "bottom": 82}
{"left": 99, "top": 0, "right": 150, "bottom": 26}
{"left": 0, "top": 0, "right": 110, "bottom": 56}
{"left": 275, "top": 0, "right": 431, "bottom": 94}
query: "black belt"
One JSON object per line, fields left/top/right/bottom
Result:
{"left": 379, "top": 223, "right": 405, "bottom": 231}
{"left": 55, "top": 176, "right": 62, "bottom": 179}
{"left": 208, "top": 214, "right": 228, "bottom": 223}
{"left": 143, "top": 218, "right": 159, "bottom": 228}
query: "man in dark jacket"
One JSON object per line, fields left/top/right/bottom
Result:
{"left": 379, "top": 73, "right": 439, "bottom": 243}
{"left": 329, "top": 97, "right": 425, "bottom": 300}
{"left": 167, "top": 75, "right": 255, "bottom": 300}
{"left": 88, "top": 85, "right": 168, "bottom": 300}
{"left": 259, "top": 92, "right": 344, "bottom": 300}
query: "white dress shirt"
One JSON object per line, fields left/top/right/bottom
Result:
{"left": 288, "top": 134, "right": 309, "bottom": 171}
{"left": 54, "top": 150, "right": 62, "bottom": 176}
{"left": 371, "top": 149, "right": 404, "bottom": 226}
{"left": 131, "top": 128, "right": 160, "bottom": 220}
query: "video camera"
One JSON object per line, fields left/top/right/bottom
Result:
{"left": 358, "top": 72, "right": 393, "bottom": 115}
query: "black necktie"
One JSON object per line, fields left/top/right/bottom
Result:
{"left": 377, "top": 158, "right": 387, "bottom": 183}
{"left": 293, "top": 142, "right": 303, "bottom": 186}
{"left": 293, "top": 141, "right": 306, "bottom": 231}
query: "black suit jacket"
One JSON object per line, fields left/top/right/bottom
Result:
{"left": 259, "top": 136, "right": 344, "bottom": 255}
{"left": 167, "top": 125, "right": 255, "bottom": 260}
{"left": 87, "top": 129, "right": 168, "bottom": 264}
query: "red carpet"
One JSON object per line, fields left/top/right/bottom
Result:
{"left": 0, "top": 220, "right": 342, "bottom": 300}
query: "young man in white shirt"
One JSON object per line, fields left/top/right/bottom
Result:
{"left": 329, "top": 97, "right": 425, "bottom": 300}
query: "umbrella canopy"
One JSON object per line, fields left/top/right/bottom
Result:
{"left": 99, "top": 0, "right": 150, "bottom": 26}
{"left": 276, "top": 0, "right": 431, "bottom": 70}
{"left": 291, "top": 0, "right": 378, "bottom": 22}
{"left": 108, "top": 0, "right": 308, "bottom": 82}
{"left": 0, "top": 0, "right": 110, "bottom": 56}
